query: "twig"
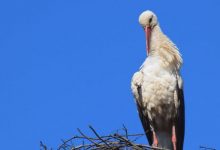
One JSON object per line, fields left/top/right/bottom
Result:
{"left": 112, "top": 133, "right": 142, "bottom": 150}
{"left": 40, "top": 141, "right": 47, "bottom": 150}
{"left": 77, "top": 128, "right": 100, "bottom": 148}
{"left": 200, "top": 146, "right": 216, "bottom": 150}
{"left": 122, "top": 124, "right": 128, "bottom": 139}
{"left": 89, "top": 125, "right": 111, "bottom": 148}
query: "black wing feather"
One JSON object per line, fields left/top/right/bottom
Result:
{"left": 176, "top": 86, "right": 185, "bottom": 150}
{"left": 136, "top": 86, "right": 153, "bottom": 145}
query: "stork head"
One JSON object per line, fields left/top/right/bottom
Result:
{"left": 139, "top": 10, "right": 158, "bottom": 28}
{"left": 139, "top": 10, "right": 158, "bottom": 55}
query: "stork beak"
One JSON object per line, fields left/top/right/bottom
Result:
{"left": 145, "top": 27, "right": 151, "bottom": 55}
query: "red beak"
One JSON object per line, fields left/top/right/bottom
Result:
{"left": 145, "top": 27, "right": 151, "bottom": 55}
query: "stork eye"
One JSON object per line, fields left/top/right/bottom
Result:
{"left": 149, "top": 17, "right": 152, "bottom": 23}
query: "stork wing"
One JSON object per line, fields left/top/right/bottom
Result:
{"left": 131, "top": 72, "right": 153, "bottom": 145}
{"left": 176, "top": 76, "right": 185, "bottom": 150}
{"left": 136, "top": 86, "right": 153, "bottom": 145}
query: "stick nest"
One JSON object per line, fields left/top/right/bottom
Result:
{"left": 40, "top": 125, "right": 166, "bottom": 150}
{"left": 40, "top": 125, "right": 215, "bottom": 150}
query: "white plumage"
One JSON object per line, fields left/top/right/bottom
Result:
{"left": 131, "top": 10, "right": 184, "bottom": 150}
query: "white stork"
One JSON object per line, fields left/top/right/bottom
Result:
{"left": 131, "top": 10, "right": 185, "bottom": 150}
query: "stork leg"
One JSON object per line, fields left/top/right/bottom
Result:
{"left": 152, "top": 131, "right": 158, "bottom": 147}
{"left": 172, "top": 125, "right": 177, "bottom": 150}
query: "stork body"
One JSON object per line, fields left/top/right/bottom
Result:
{"left": 131, "top": 11, "right": 184, "bottom": 150}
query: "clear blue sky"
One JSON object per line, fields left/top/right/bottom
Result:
{"left": 0, "top": 0, "right": 220, "bottom": 149}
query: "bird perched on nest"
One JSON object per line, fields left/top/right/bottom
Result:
{"left": 131, "top": 10, "right": 185, "bottom": 150}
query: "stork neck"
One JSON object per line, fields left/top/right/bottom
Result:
{"left": 148, "top": 25, "right": 163, "bottom": 55}
{"left": 148, "top": 25, "right": 183, "bottom": 70}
